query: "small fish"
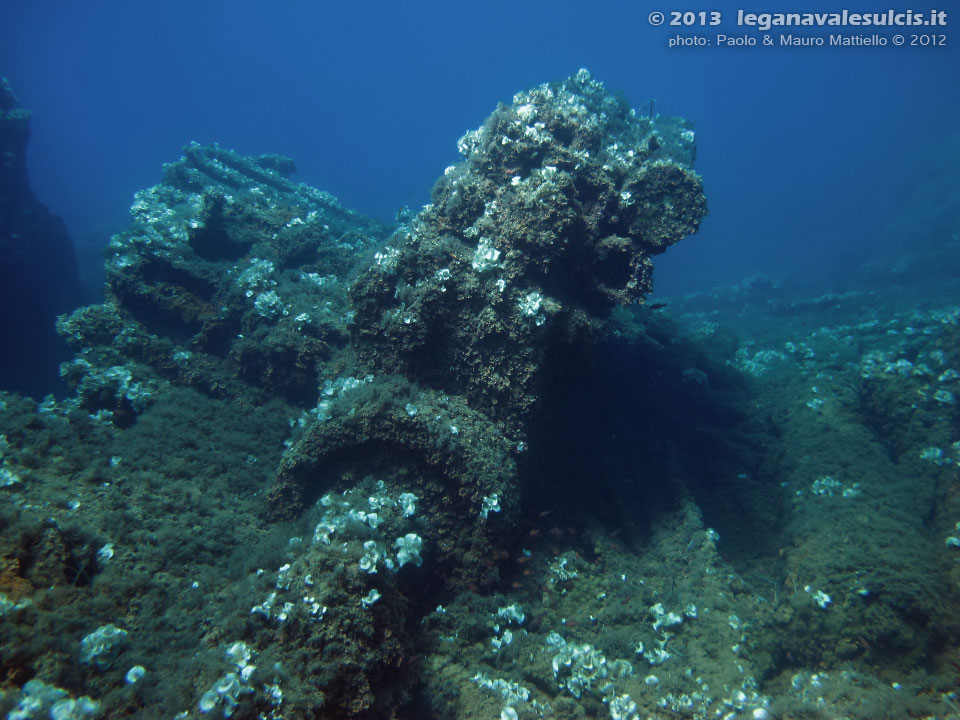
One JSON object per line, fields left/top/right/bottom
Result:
{"left": 648, "top": 302, "right": 668, "bottom": 310}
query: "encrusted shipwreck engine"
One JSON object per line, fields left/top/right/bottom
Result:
{"left": 55, "top": 70, "right": 705, "bottom": 715}
{"left": 269, "top": 70, "right": 705, "bottom": 587}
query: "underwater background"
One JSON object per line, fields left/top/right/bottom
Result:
{"left": 1, "top": 1, "right": 960, "bottom": 719}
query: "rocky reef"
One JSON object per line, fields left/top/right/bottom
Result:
{"left": 0, "top": 78, "right": 84, "bottom": 398}
{"left": 3, "top": 69, "right": 960, "bottom": 720}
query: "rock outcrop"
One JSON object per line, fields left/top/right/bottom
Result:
{"left": 0, "top": 78, "right": 84, "bottom": 397}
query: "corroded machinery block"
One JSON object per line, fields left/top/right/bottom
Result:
{"left": 347, "top": 69, "right": 706, "bottom": 434}
{"left": 58, "top": 142, "right": 391, "bottom": 401}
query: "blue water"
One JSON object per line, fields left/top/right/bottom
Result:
{"left": 3, "top": 0, "right": 957, "bottom": 296}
